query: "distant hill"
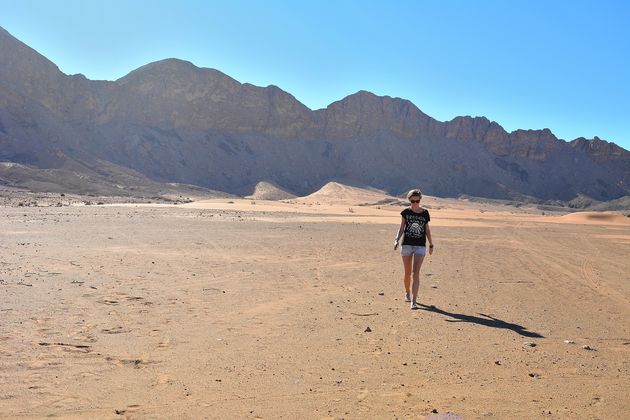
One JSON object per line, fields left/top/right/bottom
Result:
{"left": 244, "top": 181, "right": 296, "bottom": 200}
{"left": 589, "top": 195, "right": 630, "bottom": 212}
{"left": 292, "top": 181, "right": 395, "bottom": 205}
{"left": 0, "top": 26, "right": 628, "bottom": 202}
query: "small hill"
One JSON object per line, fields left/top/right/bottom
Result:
{"left": 566, "top": 193, "right": 602, "bottom": 209}
{"left": 292, "top": 181, "right": 395, "bottom": 205}
{"left": 244, "top": 181, "right": 296, "bottom": 200}
{"left": 589, "top": 195, "right": 630, "bottom": 212}
{"left": 559, "top": 211, "right": 630, "bottom": 225}
{"left": 0, "top": 161, "right": 230, "bottom": 200}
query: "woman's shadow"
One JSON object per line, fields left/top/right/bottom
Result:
{"left": 417, "top": 304, "right": 544, "bottom": 338}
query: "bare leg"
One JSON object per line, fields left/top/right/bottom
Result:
{"left": 411, "top": 253, "right": 425, "bottom": 304}
{"left": 401, "top": 255, "right": 413, "bottom": 298}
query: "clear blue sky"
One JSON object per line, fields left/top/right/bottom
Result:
{"left": 1, "top": 0, "right": 629, "bottom": 150}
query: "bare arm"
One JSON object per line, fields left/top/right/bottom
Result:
{"left": 394, "top": 216, "right": 405, "bottom": 249}
{"left": 426, "top": 223, "right": 434, "bottom": 254}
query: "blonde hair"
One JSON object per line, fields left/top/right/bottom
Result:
{"left": 406, "top": 189, "right": 422, "bottom": 200}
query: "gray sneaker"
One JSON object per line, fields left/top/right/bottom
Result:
{"left": 410, "top": 302, "right": 420, "bottom": 310}
{"left": 404, "top": 294, "right": 411, "bottom": 303}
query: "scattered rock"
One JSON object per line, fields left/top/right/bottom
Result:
{"left": 564, "top": 340, "right": 575, "bottom": 344}
{"left": 523, "top": 341, "right": 537, "bottom": 347}
{"left": 528, "top": 372, "right": 540, "bottom": 379}
{"left": 582, "top": 345, "right": 595, "bottom": 351}
{"left": 430, "top": 284, "right": 438, "bottom": 288}
{"left": 378, "top": 292, "right": 384, "bottom": 296}
{"left": 364, "top": 326, "right": 372, "bottom": 333}
{"left": 494, "top": 360, "right": 501, "bottom": 365}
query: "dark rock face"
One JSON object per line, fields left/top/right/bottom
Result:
{"left": 0, "top": 26, "right": 628, "bottom": 200}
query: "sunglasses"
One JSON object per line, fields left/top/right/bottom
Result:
{"left": 410, "top": 198, "right": 421, "bottom": 203}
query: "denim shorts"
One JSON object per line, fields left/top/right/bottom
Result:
{"left": 401, "top": 245, "right": 426, "bottom": 257}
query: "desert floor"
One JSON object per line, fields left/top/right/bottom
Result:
{"left": 1, "top": 198, "right": 629, "bottom": 419}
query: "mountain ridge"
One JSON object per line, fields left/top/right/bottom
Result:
{"left": 0, "top": 26, "right": 628, "bottom": 201}
{"left": 1, "top": 26, "right": 624, "bottom": 149}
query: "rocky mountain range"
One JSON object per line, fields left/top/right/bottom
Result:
{"left": 1, "top": 26, "right": 628, "bottom": 202}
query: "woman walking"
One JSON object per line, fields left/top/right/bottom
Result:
{"left": 394, "top": 189, "right": 434, "bottom": 309}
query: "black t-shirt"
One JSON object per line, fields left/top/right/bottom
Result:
{"left": 400, "top": 208, "right": 430, "bottom": 246}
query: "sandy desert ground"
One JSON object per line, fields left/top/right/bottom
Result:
{"left": 1, "top": 193, "right": 629, "bottom": 419}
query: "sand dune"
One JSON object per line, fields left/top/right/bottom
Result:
{"left": 244, "top": 181, "right": 296, "bottom": 200}
{"left": 290, "top": 181, "right": 396, "bottom": 205}
{"left": 558, "top": 211, "right": 630, "bottom": 225}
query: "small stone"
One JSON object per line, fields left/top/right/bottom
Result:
{"left": 582, "top": 345, "right": 595, "bottom": 351}
{"left": 528, "top": 372, "right": 540, "bottom": 379}
{"left": 523, "top": 341, "right": 537, "bottom": 347}
{"left": 430, "top": 284, "right": 438, "bottom": 288}
{"left": 564, "top": 340, "right": 575, "bottom": 344}
{"left": 431, "top": 408, "right": 438, "bottom": 413}
{"left": 364, "top": 326, "right": 372, "bottom": 333}
{"left": 494, "top": 360, "right": 501, "bottom": 365}
{"left": 378, "top": 292, "right": 384, "bottom": 296}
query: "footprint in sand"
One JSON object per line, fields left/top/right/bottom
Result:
{"left": 101, "top": 326, "right": 129, "bottom": 334}
{"left": 124, "top": 295, "right": 154, "bottom": 305}
{"left": 157, "top": 338, "right": 171, "bottom": 348}
{"left": 153, "top": 374, "right": 174, "bottom": 386}
{"left": 99, "top": 299, "right": 119, "bottom": 305}
{"left": 114, "top": 404, "right": 142, "bottom": 416}
{"left": 50, "top": 396, "right": 81, "bottom": 409}
{"left": 105, "top": 356, "right": 154, "bottom": 369}
{"left": 28, "top": 360, "right": 49, "bottom": 370}
{"left": 357, "top": 389, "right": 369, "bottom": 401}
{"left": 71, "top": 333, "right": 97, "bottom": 343}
